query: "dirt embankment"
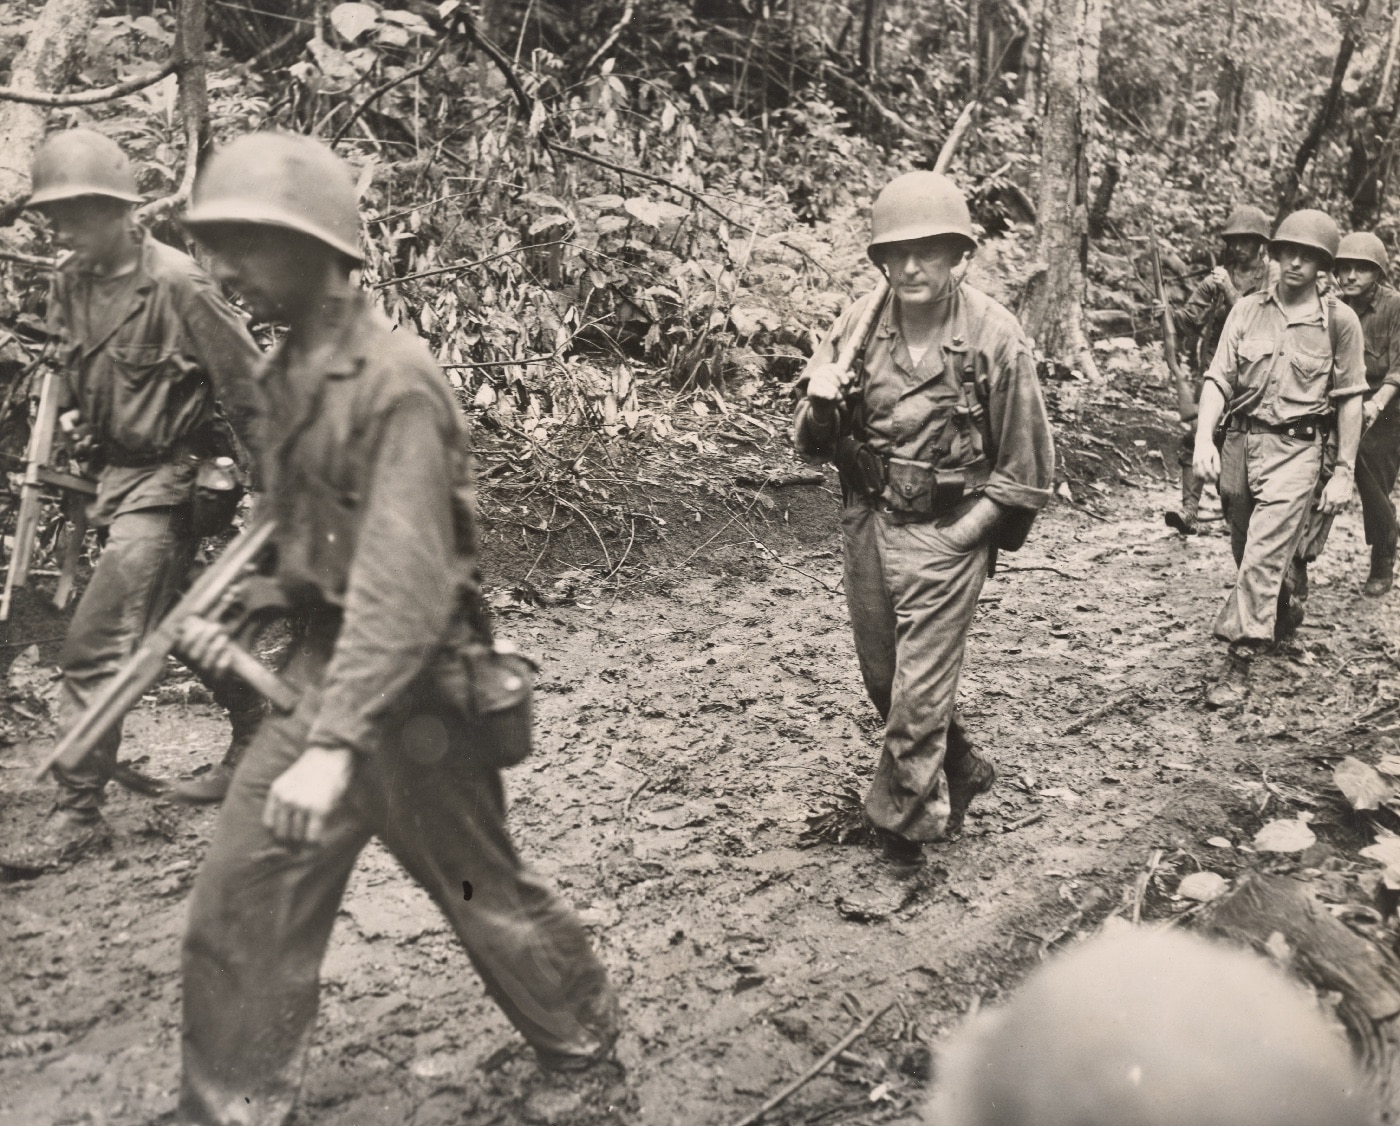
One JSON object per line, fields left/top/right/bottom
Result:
{"left": 4, "top": 376, "right": 1400, "bottom": 1125}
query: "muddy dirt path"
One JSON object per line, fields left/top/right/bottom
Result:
{"left": 3, "top": 460, "right": 1396, "bottom": 1126}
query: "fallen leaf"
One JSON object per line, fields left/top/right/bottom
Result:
{"left": 1361, "top": 829, "right": 1400, "bottom": 889}
{"left": 1253, "top": 819, "right": 1316, "bottom": 853}
{"left": 1177, "top": 871, "right": 1228, "bottom": 902}
{"left": 1334, "top": 756, "right": 1392, "bottom": 811}
{"left": 1376, "top": 755, "right": 1400, "bottom": 778}
{"left": 1205, "top": 836, "right": 1233, "bottom": 849}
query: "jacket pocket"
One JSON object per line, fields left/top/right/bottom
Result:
{"left": 107, "top": 344, "right": 169, "bottom": 391}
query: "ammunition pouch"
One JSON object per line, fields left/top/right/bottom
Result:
{"left": 836, "top": 435, "right": 991, "bottom": 520}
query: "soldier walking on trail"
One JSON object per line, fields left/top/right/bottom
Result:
{"left": 1193, "top": 209, "right": 1366, "bottom": 709}
{"left": 1333, "top": 232, "right": 1400, "bottom": 596}
{"left": 1167, "top": 205, "right": 1277, "bottom": 535}
{"left": 4, "top": 129, "right": 266, "bottom": 871}
{"left": 175, "top": 132, "right": 619, "bottom": 1125}
{"left": 794, "top": 172, "right": 1054, "bottom": 871}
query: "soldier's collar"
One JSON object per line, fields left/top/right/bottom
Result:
{"left": 877, "top": 286, "right": 970, "bottom": 350}
{"left": 316, "top": 291, "right": 371, "bottom": 379}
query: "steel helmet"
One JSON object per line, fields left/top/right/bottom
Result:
{"left": 1335, "top": 231, "right": 1389, "bottom": 276}
{"left": 27, "top": 129, "right": 142, "bottom": 208}
{"left": 1220, "top": 205, "right": 1271, "bottom": 241}
{"left": 184, "top": 132, "right": 362, "bottom": 262}
{"left": 1270, "top": 209, "right": 1341, "bottom": 266}
{"left": 867, "top": 171, "right": 976, "bottom": 263}
{"left": 927, "top": 928, "right": 1371, "bottom": 1126}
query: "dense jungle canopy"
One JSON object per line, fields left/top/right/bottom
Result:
{"left": 0, "top": 0, "right": 1396, "bottom": 475}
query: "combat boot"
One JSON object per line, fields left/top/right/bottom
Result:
{"left": 0, "top": 809, "right": 112, "bottom": 875}
{"left": 1365, "top": 550, "right": 1394, "bottom": 597}
{"left": 946, "top": 749, "right": 996, "bottom": 835}
{"left": 1205, "top": 645, "right": 1254, "bottom": 709}
{"left": 1164, "top": 468, "right": 1202, "bottom": 536}
{"left": 171, "top": 685, "right": 264, "bottom": 804}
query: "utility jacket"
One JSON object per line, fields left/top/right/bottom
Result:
{"left": 49, "top": 235, "right": 262, "bottom": 524}
{"left": 1344, "top": 284, "right": 1400, "bottom": 396}
{"left": 794, "top": 285, "right": 1054, "bottom": 516}
{"left": 1179, "top": 259, "right": 1277, "bottom": 373}
{"left": 1205, "top": 286, "right": 1367, "bottom": 426}
{"left": 257, "top": 291, "right": 483, "bottom": 757}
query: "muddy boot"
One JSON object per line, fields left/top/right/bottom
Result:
{"left": 1205, "top": 645, "right": 1254, "bottom": 710}
{"left": 1365, "top": 550, "right": 1395, "bottom": 597}
{"left": 171, "top": 682, "right": 264, "bottom": 804}
{"left": 946, "top": 750, "right": 996, "bottom": 835}
{"left": 0, "top": 809, "right": 112, "bottom": 876}
{"left": 1274, "top": 564, "right": 1307, "bottom": 643}
{"left": 1164, "top": 466, "right": 1203, "bottom": 536}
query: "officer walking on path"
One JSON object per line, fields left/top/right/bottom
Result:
{"left": 794, "top": 171, "right": 1054, "bottom": 870}
{"left": 1167, "top": 205, "right": 1277, "bottom": 535}
{"left": 1333, "top": 231, "right": 1400, "bottom": 596}
{"left": 175, "top": 132, "right": 619, "bottom": 1125}
{"left": 3, "top": 130, "right": 265, "bottom": 871}
{"left": 1193, "top": 209, "right": 1366, "bottom": 709}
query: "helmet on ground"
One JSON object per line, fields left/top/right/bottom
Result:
{"left": 1270, "top": 209, "right": 1341, "bottom": 266}
{"left": 867, "top": 171, "right": 977, "bottom": 262}
{"left": 28, "top": 129, "right": 142, "bottom": 208}
{"left": 1220, "top": 205, "right": 1271, "bottom": 241}
{"left": 926, "top": 927, "right": 1370, "bottom": 1126}
{"left": 184, "top": 132, "right": 362, "bottom": 262}
{"left": 1335, "top": 231, "right": 1389, "bottom": 276}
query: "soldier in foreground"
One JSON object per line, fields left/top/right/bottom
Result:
{"left": 175, "top": 132, "right": 618, "bottom": 1124}
{"left": 925, "top": 927, "right": 1371, "bottom": 1126}
{"left": 1194, "top": 210, "right": 1365, "bottom": 708}
{"left": 794, "top": 171, "right": 1054, "bottom": 870}
{"left": 1333, "top": 232, "right": 1400, "bottom": 596}
{"left": 4, "top": 130, "right": 265, "bottom": 871}
{"left": 1167, "top": 205, "right": 1277, "bottom": 534}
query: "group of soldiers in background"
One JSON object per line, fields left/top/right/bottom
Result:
{"left": 0, "top": 119, "right": 1385, "bottom": 1122}
{"left": 1168, "top": 204, "right": 1400, "bottom": 706}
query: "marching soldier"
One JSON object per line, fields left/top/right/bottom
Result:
{"left": 1333, "top": 232, "right": 1400, "bottom": 596}
{"left": 175, "top": 132, "right": 619, "bottom": 1124}
{"left": 1194, "top": 210, "right": 1365, "bottom": 708}
{"left": 1167, "top": 205, "right": 1277, "bottom": 535}
{"left": 4, "top": 129, "right": 265, "bottom": 870}
{"left": 794, "top": 171, "right": 1054, "bottom": 870}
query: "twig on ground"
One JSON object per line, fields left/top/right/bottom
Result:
{"left": 729, "top": 1001, "right": 896, "bottom": 1126}
{"left": 1131, "top": 848, "right": 1165, "bottom": 925}
{"left": 997, "top": 564, "right": 1084, "bottom": 580}
{"left": 623, "top": 775, "right": 652, "bottom": 818}
{"left": 1004, "top": 811, "right": 1044, "bottom": 832}
{"left": 1059, "top": 687, "right": 1137, "bottom": 736}
{"left": 749, "top": 537, "right": 838, "bottom": 593}
{"left": 556, "top": 497, "right": 613, "bottom": 573}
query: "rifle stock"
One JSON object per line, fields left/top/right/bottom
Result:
{"left": 1148, "top": 222, "right": 1198, "bottom": 422}
{"left": 33, "top": 517, "right": 299, "bottom": 783}
{"left": 834, "top": 279, "right": 891, "bottom": 394}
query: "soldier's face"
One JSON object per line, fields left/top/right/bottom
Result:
{"left": 1271, "top": 243, "right": 1325, "bottom": 294}
{"left": 1223, "top": 236, "right": 1264, "bottom": 266}
{"left": 197, "top": 226, "right": 328, "bottom": 323}
{"left": 873, "top": 236, "right": 968, "bottom": 307}
{"left": 36, "top": 197, "right": 133, "bottom": 274}
{"left": 1336, "top": 260, "right": 1383, "bottom": 299}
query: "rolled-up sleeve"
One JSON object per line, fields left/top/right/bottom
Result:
{"left": 1329, "top": 304, "right": 1368, "bottom": 400}
{"left": 307, "top": 394, "right": 458, "bottom": 755}
{"left": 983, "top": 336, "right": 1054, "bottom": 511}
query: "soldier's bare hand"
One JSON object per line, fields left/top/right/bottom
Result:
{"left": 178, "top": 618, "right": 236, "bottom": 677}
{"left": 1193, "top": 440, "right": 1221, "bottom": 485}
{"left": 58, "top": 409, "right": 82, "bottom": 433}
{"left": 1318, "top": 467, "right": 1354, "bottom": 516}
{"left": 263, "top": 746, "right": 355, "bottom": 846}
{"left": 805, "top": 363, "right": 846, "bottom": 406}
{"left": 1364, "top": 400, "right": 1381, "bottom": 431}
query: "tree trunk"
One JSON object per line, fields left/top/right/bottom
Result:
{"left": 1212, "top": 0, "right": 1248, "bottom": 156}
{"left": 0, "top": 0, "right": 104, "bottom": 223}
{"left": 1277, "top": 0, "right": 1371, "bottom": 220}
{"left": 1019, "top": 0, "right": 1102, "bottom": 379}
{"left": 858, "top": 0, "right": 886, "bottom": 77}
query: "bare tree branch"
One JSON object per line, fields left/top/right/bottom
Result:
{"left": 0, "top": 59, "right": 181, "bottom": 107}
{"left": 583, "top": 0, "right": 635, "bottom": 73}
{"left": 332, "top": 38, "right": 449, "bottom": 146}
